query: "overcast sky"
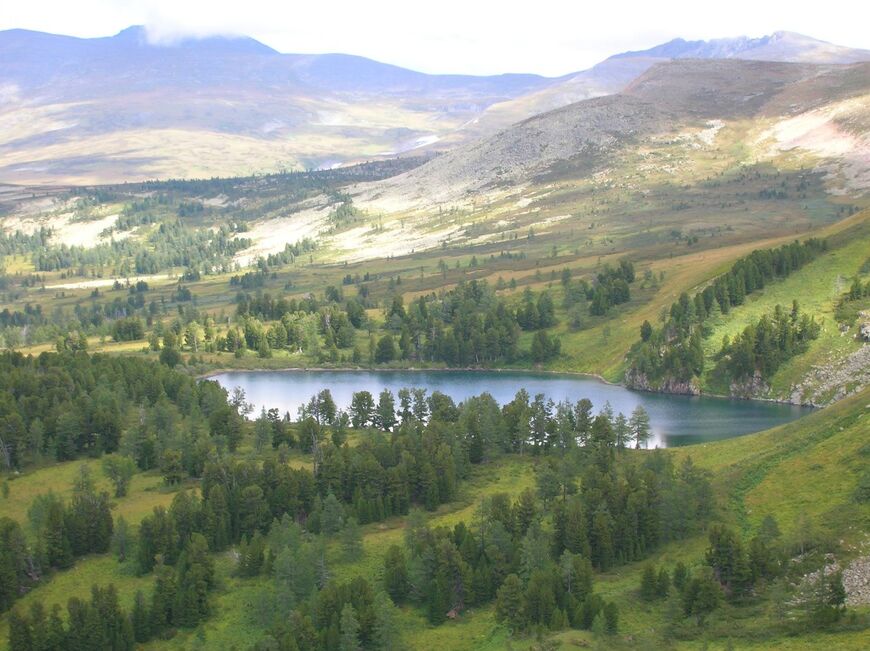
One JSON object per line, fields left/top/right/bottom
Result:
{"left": 2, "top": 0, "right": 868, "bottom": 76}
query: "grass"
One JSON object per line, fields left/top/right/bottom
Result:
{"left": 671, "top": 386, "right": 870, "bottom": 538}
{"left": 0, "top": 457, "right": 178, "bottom": 534}
{"left": 0, "top": 556, "right": 153, "bottom": 649}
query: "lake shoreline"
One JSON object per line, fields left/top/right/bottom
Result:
{"left": 201, "top": 365, "right": 818, "bottom": 412}
{"left": 206, "top": 367, "right": 814, "bottom": 447}
{"left": 199, "top": 365, "right": 814, "bottom": 409}
{"left": 198, "top": 364, "right": 619, "bottom": 385}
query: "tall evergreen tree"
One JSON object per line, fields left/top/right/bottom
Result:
{"left": 339, "top": 603, "right": 361, "bottom": 651}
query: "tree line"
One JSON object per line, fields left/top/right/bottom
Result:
{"left": 0, "top": 351, "right": 242, "bottom": 471}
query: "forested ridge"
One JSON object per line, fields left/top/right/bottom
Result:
{"left": 626, "top": 238, "right": 827, "bottom": 392}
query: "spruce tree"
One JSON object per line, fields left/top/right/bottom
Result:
{"left": 44, "top": 499, "right": 73, "bottom": 569}
{"left": 603, "top": 602, "right": 619, "bottom": 634}
{"left": 372, "top": 591, "right": 402, "bottom": 651}
{"left": 339, "top": 603, "right": 361, "bottom": 651}
{"left": 657, "top": 566, "right": 671, "bottom": 598}
{"left": 672, "top": 561, "right": 689, "bottom": 593}
{"left": 383, "top": 545, "right": 409, "bottom": 601}
{"left": 131, "top": 590, "right": 151, "bottom": 643}
{"left": 495, "top": 573, "right": 524, "bottom": 629}
{"left": 629, "top": 405, "right": 652, "bottom": 449}
{"left": 640, "top": 564, "right": 657, "bottom": 601}
{"left": 340, "top": 518, "right": 363, "bottom": 561}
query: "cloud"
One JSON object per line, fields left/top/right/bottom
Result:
{"left": 0, "top": 0, "right": 868, "bottom": 76}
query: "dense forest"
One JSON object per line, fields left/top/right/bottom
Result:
{"left": 0, "top": 351, "right": 240, "bottom": 471}
{"left": 232, "top": 279, "right": 538, "bottom": 365}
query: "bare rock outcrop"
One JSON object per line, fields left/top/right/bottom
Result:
{"left": 624, "top": 369, "right": 701, "bottom": 395}
{"left": 789, "top": 344, "right": 870, "bottom": 406}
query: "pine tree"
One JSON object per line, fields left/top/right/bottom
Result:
{"left": 254, "top": 409, "right": 272, "bottom": 452}
{"left": 36, "top": 603, "right": 63, "bottom": 649}
{"left": 603, "top": 602, "right": 619, "bottom": 634}
{"left": 112, "top": 516, "right": 131, "bottom": 563}
{"left": 613, "top": 413, "right": 631, "bottom": 448}
{"left": 131, "top": 590, "right": 151, "bottom": 643}
{"left": 372, "top": 591, "right": 403, "bottom": 651}
{"left": 672, "top": 561, "right": 689, "bottom": 593}
{"left": 8, "top": 608, "right": 33, "bottom": 651}
{"left": 341, "top": 517, "right": 363, "bottom": 561}
{"left": 682, "top": 567, "right": 722, "bottom": 625}
{"left": 524, "top": 570, "right": 557, "bottom": 627}
{"left": 657, "top": 566, "right": 671, "bottom": 598}
{"left": 373, "top": 389, "right": 396, "bottom": 431}
{"left": 629, "top": 405, "right": 652, "bottom": 449}
{"left": 513, "top": 488, "right": 538, "bottom": 536}
{"left": 640, "top": 564, "right": 657, "bottom": 601}
{"left": 150, "top": 558, "right": 177, "bottom": 632}
{"left": 239, "top": 484, "right": 270, "bottom": 537}
{"left": 339, "top": 603, "right": 361, "bottom": 651}
{"left": 44, "top": 499, "right": 73, "bottom": 569}
{"left": 102, "top": 455, "right": 136, "bottom": 498}
{"left": 427, "top": 574, "right": 451, "bottom": 625}
{"left": 321, "top": 493, "right": 344, "bottom": 535}
{"left": 203, "top": 485, "right": 231, "bottom": 551}
{"left": 173, "top": 533, "right": 214, "bottom": 627}
{"left": 383, "top": 545, "right": 409, "bottom": 602}
{"left": 495, "top": 573, "right": 524, "bottom": 629}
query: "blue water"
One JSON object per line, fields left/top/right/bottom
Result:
{"left": 210, "top": 369, "right": 813, "bottom": 448}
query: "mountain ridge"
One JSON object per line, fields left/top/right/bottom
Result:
{"left": 0, "top": 27, "right": 867, "bottom": 184}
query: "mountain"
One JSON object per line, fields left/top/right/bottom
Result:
{"left": 615, "top": 30, "right": 870, "bottom": 64}
{"left": 351, "top": 58, "right": 870, "bottom": 215}
{"left": 0, "top": 27, "right": 867, "bottom": 184}
{"left": 465, "top": 32, "right": 870, "bottom": 134}
{"left": 0, "top": 26, "right": 560, "bottom": 184}
{"left": 0, "top": 26, "right": 553, "bottom": 98}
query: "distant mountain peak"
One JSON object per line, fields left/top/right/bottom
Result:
{"left": 112, "top": 25, "right": 147, "bottom": 42}
{"left": 611, "top": 31, "right": 870, "bottom": 64}
{"left": 110, "top": 24, "right": 278, "bottom": 56}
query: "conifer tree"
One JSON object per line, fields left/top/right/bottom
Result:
{"left": 173, "top": 533, "right": 214, "bottom": 627}
{"left": 339, "top": 603, "right": 361, "bottom": 651}
{"left": 372, "top": 591, "right": 402, "bottom": 651}
{"left": 629, "top": 405, "right": 652, "bottom": 449}
{"left": 682, "top": 567, "right": 722, "bottom": 625}
{"left": 341, "top": 517, "right": 363, "bottom": 561}
{"left": 383, "top": 545, "right": 409, "bottom": 602}
{"left": 44, "top": 499, "right": 73, "bottom": 569}
{"left": 672, "top": 561, "right": 689, "bottom": 593}
{"left": 131, "top": 590, "right": 151, "bottom": 643}
{"left": 640, "top": 564, "right": 658, "bottom": 601}
{"left": 108, "top": 521, "right": 129, "bottom": 564}
{"left": 150, "top": 558, "right": 177, "bottom": 632}
{"left": 657, "top": 566, "right": 671, "bottom": 598}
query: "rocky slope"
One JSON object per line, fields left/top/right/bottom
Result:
{"left": 353, "top": 59, "right": 870, "bottom": 212}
